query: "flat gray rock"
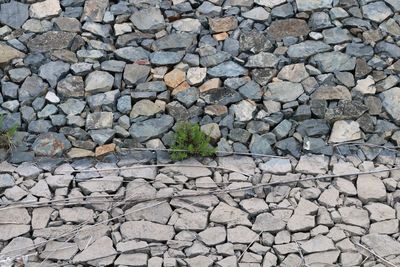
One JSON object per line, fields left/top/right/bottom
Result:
{"left": 85, "top": 71, "right": 114, "bottom": 94}
{"left": 129, "top": 115, "right": 174, "bottom": 142}
{"left": 120, "top": 221, "right": 175, "bottom": 242}
{"left": 266, "top": 81, "right": 304, "bottom": 102}
{"left": 361, "top": 234, "right": 400, "bottom": 257}
{"left": 296, "top": 0, "right": 333, "bottom": 11}
{"left": 380, "top": 87, "right": 400, "bottom": 124}
{"left": 287, "top": 41, "right": 331, "bottom": 58}
{"left": 130, "top": 7, "right": 165, "bottom": 32}
{"left": 0, "top": 1, "right": 29, "bottom": 29}
{"left": 311, "top": 52, "right": 356, "bottom": 73}
{"left": 207, "top": 61, "right": 247, "bottom": 77}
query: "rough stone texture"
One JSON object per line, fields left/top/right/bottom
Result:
{"left": 1, "top": 1, "right": 400, "bottom": 266}
{"left": 0, "top": 43, "right": 25, "bottom": 66}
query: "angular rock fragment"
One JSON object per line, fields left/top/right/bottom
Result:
{"left": 129, "top": 115, "right": 174, "bottom": 142}
{"left": 120, "top": 221, "right": 175, "bottom": 241}
{"left": 267, "top": 19, "right": 310, "bottom": 40}
{"left": 0, "top": 1, "right": 29, "bottom": 29}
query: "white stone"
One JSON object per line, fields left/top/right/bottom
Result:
{"left": 232, "top": 100, "right": 257, "bottom": 121}
{"left": 329, "top": 120, "right": 362, "bottom": 143}
{"left": 186, "top": 67, "right": 207, "bottom": 85}
{"left": 45, "top": 91, "right": 60, "bottom": 103}
{"left": 29, "top": 0, "right": 61, "bottom": 19}
{"left": 353, "top": 75, "right": 376, "bottom": 95}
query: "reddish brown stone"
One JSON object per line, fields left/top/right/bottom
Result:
{"left": 267, "top": 19, "right": 310, "bottom": 40}
{"left": 209, "top": 17, "right": 238, "bottom": 33}
{"left": 95, "top": 143, "right": 116, "bottom": 157}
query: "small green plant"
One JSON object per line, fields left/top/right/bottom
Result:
{"left": 171, "top": 122, "right": 216, "bottom": 161}
{"left": 0, "top": 114, "right": 17, "bottom": 150}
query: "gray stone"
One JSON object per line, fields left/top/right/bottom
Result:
{"left": 173, "top": 18, "right": 202, "bottom": 33}
{"left": 125, "top": 201, "right": 172, "bottom": 224}
{"left": 232, "top": 100, "right": 257, "bottom": 121}
{"left": 115, "top": 253, "right": 148, "bottom": 266}
{"left": 210, "top": 202, "right": 251, "bottom": 227}
{"left": 27, "top": 31, "right": 76, "bottom": 52}
{"left": 296, "top": 0, "right": 333, "bottom": 11}
{"left": 150, "top": 51, "right": 184, "bottom": 66}
{"left": 301, "top": 235, "right": 335, "bottom": 253}
{"left": 114, "top": 47, "right": 149, "bottom": 62}
{"left": 297, "top": 119, "right": 330, "bottom": 137}
{"left": 259, "top": 158, "right": 292, "bottom": 174}
{"left": 82, "top": 22, "right": 111, "bottom": 37}
{"left": 19, "top": 76, "right": 48, "bottom": 104}
{"left": 185, "top": 255, "right": 213, "bottom": 267}
{"left": 130, "top": 7, "right": 165, "bottom": 32}
{"left": 152, "top": 33, "right": 196, "bottom": 51}
{"left": 120, "top": 221, "right": 175, "bottom": 242}
{"left": 287, "top": 215, "right": 315, "bottom": 232}
{"left": 39, "top": 61, "right": 70, "bottom": 88}
{"left": 207, "top": 61, "right": 247, "bottom": 77}
{"left": 227, "top": 226, "right": 258, "bottom": 244}
{"left": 60, "top": 207, "right": 95, "bottom": 224}
{"left": 59, "top": 99, "right": 86, "bottom": 116}
{"left": 57, "top": 76, "right": 85, "bottom": 98}
{"left": 287, "top": 41, "right": 331, "bottom": 58}
{"left": 329, "top": 120, "right": 362, "bottom": 143}
{"left": 277, "top": 63, "right": 309, "bottom": 83}
{"left": 361, "top": 234, "right": 400, "bottom": 257}
{"left": 311, "top": 52, "right": 356, "bottom": 73}
{"left": 0, "top": 225, "right": 30, "bottom": 241}
{"left": 78, "top": 176, "right": 122, "bottom": 193}
{"left": 240, "top": 30, "right": 273, "bottom": 53}
{"left": 0, "top": 208, "right": 30, "bottom": 225}
{"left": 252, "top": 213, "right": 286, "bottom": 233}
{"left": 362, "top": 1, "right": 393, "bottom": 23}
{"left": 174, "top": 211, "right": 208, "bottom": 231}
{"left": 357, "top": 174, "right": 387, "bottom": 203}
{"left": 136, "top": 81, "right": 166, "bottom": 93}
{"left": 339, "top": 207, "right": 369, "bottom": 229}
{"left": 322, "top": 27, "right": 352, "bottom": 44}
{"left": 0, "top": 174, "right": 14, "bottom": 189}
{"left": 82, "top": 0, "right": 108, "bottom": 22}
{"left": 242, "top": 7, "right": 270, "bottom": 21}
{"left": 29, "top": 0, "right": 61, "bottom": 19}
{"left": 85, "top": 71, "right": 114, "bottom": 94}
{"left": 40, "top": 241, "right": 78, "bottom": 261}
{"left": 86, "top": 112, "right": 113, "bottom": 130}
{"left": 123, "top": 64, "right": 150, "bottom": 85}
{"left": 175, "top": 87, "right": 199, "bottom": 107}
{"left": 198, "top": 227, "right": 226, "bottom": 246}
{"left": 129, "top": 115, "right": 174, "bottom": 142}
{"left": 376, "top": 41, "right": 400, "bottom": 59}
{"left": 365, "top": 203, "right": 396, "bottom": 222}
{"left": 249, "top": 134, "right": 274, "bottom": 155}
{"left": 296, "top": 154, "right": 329, "bottom": 174}
{"left": 1, "top": 237, "right": 34, "bottom": 258}
{"left": 380, "top": 87, "right": 400, "bottom": 124}
{"left": 309, "top": 12, "right": 332, "bottom": 30}
{"left": 245, "top": 52, "right": 279, "bottom": 68}
{"left": 266, "top": 81, "right": 304, "bottom": 102}
{"left": 72, "top": 236, "right": 116, "bottom": 265}
{"left": 28, "top": 120, "right": 52, "bottom": 134}
{"left": 0, "top": 1, "right": 29, "bottom": 28}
